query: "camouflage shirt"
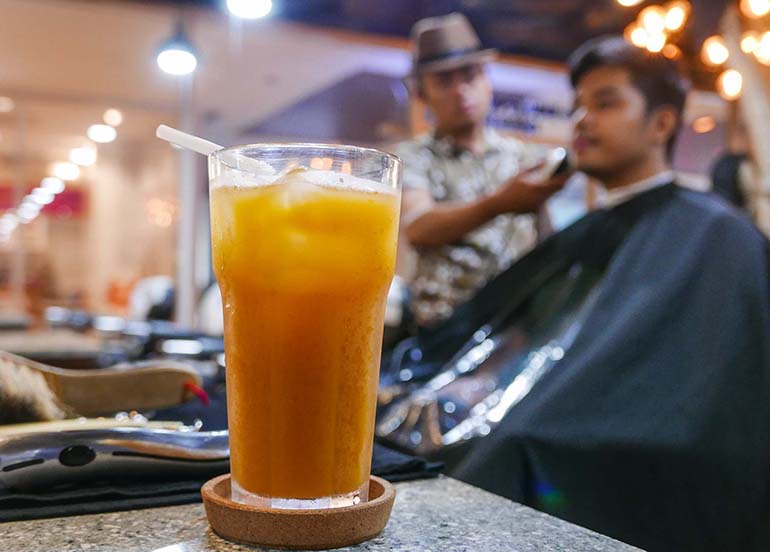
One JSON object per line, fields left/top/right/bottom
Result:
{"left": 393, "top": 130, "right": 542, "bottom": 327}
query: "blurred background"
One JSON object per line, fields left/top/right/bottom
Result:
{"left": 0, "top": 0, "right": 765, "bottom": 327}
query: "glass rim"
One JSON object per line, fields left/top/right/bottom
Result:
{"left": 210, "top": 142, "right": 401, "bottom": 167}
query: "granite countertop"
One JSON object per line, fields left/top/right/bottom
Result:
{"left": 1, "top": 477, "right": 642, "bottom": 552}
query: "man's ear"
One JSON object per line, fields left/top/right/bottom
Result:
{"left": 650, "top": 106, "right": 679, "bottom": 148}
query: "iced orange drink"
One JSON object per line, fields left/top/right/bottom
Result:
{"left": 208, "top": 145, "right": 401, "bottom": 508}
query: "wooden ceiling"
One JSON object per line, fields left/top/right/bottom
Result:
{"left": 0, "top": 0, "right": 417, "bottom": 181}
{"left": 0, "top": 0, "right": 744, "bottom": 184}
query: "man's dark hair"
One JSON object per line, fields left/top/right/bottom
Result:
{"left": 568, "top": 36, "right": 689, "bottom": 158}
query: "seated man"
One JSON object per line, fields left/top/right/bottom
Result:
{"left": 452, "top": 37, "right": 770, "bottom": 552}
{"left": 395, "top": 13, "right": 568, "bottom": 329}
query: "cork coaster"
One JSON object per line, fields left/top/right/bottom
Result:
{"left": 201, "top": 474, "right": 396, "bottom": 550}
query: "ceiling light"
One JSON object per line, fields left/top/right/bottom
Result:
{"left": 640, "top": 6, "right": 667, "bottom": 35}
{"left": 0, "top": 97, "right": 14, "bottom": 113}
{"left": 755, "top": 31, "right": 770, "bottom": 64}
{"left": 664, "top": 1, "right": 689, "bottom": 32}
{"left": 741, "top": 31, "right": 761, "bottom": 54}
{"left": 157, "top": 49, "right": 197, "bottom": 76}
{"left": 717, "top": 69, "right": 743, "bottom": 101}
{"left": 702, "top": 35, "right": 729, "bottom": 66}
{"left": 31, "top": 188, "right": 55, "bottom": 205}
{"left": 21, "top": 196, "right": 38, "bottom": 207}
{"left": 617, "top": 0, "right": 643, "bottom": 6}
{"left": 227, "top": 0, "right": 272, "bottom": 19}
{"left": 17, "top": 201, "right": 41, "bottom": 222}
{"left": 40, "top": 177, "right": 65, "bottom": 194}
{"left": 87, "top": 124, "right": 117, "bottom": 143}
{"left": 626, "top": 24, "right": 649, "bottom": 48}
{"left": 0, "top": 216, "right": 19, "bottom": 234}
{"left": 646, "top": 33, "right": 667, "bottom": 53}
{"left": 692, "top": 116, "right": 716, "bottom": 134}
{"left": 740, "top": 0, "right": 770, "bottom": 18}
{"left": 70, "top": 146, "right": 97, "bottom": 166}
{"left": 52, "top": 162, "right": 80, "bottom": 181}
{"left": 156, "top": 22, "right": 198, "bottom": 76}
{"left": 662, "top": 43, "right": 682, "bottom": 59}
{"left": 0, "top": 216, "right": 18, "bottom": 233}
{"left": 103, "top": 108, "right": 123, "bottom": 127}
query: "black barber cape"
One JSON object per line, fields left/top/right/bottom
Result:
{"left": 452, "top": 183, "right": 770, "bottom": 552}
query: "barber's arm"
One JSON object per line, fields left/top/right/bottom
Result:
{"left": 403, "top": 166, "right": 570, "bottom": 248}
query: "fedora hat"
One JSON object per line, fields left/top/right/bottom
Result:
{"left": 410, "top": 13, "right": 496, "bottom": 75}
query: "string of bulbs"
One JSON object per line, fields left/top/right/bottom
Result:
{"left": 619, "top": 0, "right": 770, "bottom": 101}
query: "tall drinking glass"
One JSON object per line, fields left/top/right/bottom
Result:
{"left": 208, "top": 144, "right": 401, "bottom": 509}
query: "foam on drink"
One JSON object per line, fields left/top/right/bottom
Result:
{"left": 212, "top": 166, "right": 398, "bottom": 197}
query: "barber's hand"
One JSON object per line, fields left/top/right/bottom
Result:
{"left": 486, "top": 163, "right": 572, "bottom": 215}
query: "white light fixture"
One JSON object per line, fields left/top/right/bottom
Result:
{"left": 227, "top": 0, "right": 272, "bottom": 19}
{"left": 156, "top": 22, "right": 198, "bottom": 76}
{"left": 52, "top": 162, "right": 81, "bottom": 181}
{"left": 717, "top": 69, "right": 743, "bottom": 101}
{"left": 157, "top": 49, "right": 198, "bottom": 76}
{"left": 40, "top": 177, "right": 65, "bottom": 194}
{"left": 103, "top": 108, "right": 123, "bottom": 127}
{"left": 70, "top": 146, "right": 97, "bottom": 166}
{"left": 31, "top": 188, "right": 55, "bottom": 205}
{"left": 617, "top": 0, "right": 643, "bottom": 6}
{"left": 0, "top": 97, "right": 14, "bottom": 113}
{"left": 87, "top": 124, "right": 117, "bottom": 144}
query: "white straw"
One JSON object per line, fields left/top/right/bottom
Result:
{"left": 156, "top": 125, "right": 223, "bottom": 156}
{"left": 155, "top": 124, "right": 276, "bottom": 179}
